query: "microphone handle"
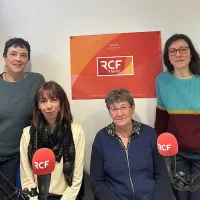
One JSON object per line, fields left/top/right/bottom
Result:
{"left": 164, "top": 157, "right": 173, "bottom": 176}
{"left": 37, "top": 173, "right": 51, "bottom": 200}
{"left": 38, "top": 197, "right": 46, "bottom": 200}
{"left": 171, "top": 155, "right": 176, "bottom": 174}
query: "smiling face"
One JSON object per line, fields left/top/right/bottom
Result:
{"left": 38, "top": 92, "right": 61, "bottom": 125}
{"left": 4, "top": 45, "right": 29, "bottom": 74}
{"left": 168, "top": 39, "right": 191, "bottom": 71}
{"left": 109, "top": 101, "right": 134, "bottom": 128}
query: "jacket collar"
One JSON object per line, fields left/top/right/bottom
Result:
{"left": 106, "top": 119, "right": 141, "bottom": 138}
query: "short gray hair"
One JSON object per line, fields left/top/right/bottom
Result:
{"left": 105, "top": 88, "right": 135, "bottom": 109}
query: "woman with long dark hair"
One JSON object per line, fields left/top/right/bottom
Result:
{"left": 20, "top": 81, "right": 85, "bottom": 200}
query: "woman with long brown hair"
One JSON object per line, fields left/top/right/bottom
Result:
{"left": 20, "top": 81, "right": 85, "bottom": 200}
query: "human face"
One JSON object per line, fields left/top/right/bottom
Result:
{"left": 168, "top": 39, "right": 191, "bottom": 71}
{"left": 3, "top": 46, "right": 29, "bottom": 74}
{"left": 109, "top": 101, "right": 134, "bottom": 128}
{"left": 38, "top": 92, "right": 60, "bottom": 125}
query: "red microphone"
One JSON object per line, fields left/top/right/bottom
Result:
{"left": 157, "top": 132, "right": 178, "bottom": 156}
{"left": 32, "top": 148, "right": 56, "bottom": 200}
{"left": 32, "top": 148, "right": 55, "bottom": 175}
{"left": 157, "top": 133, "right": 200, "bottom": 191}
{"left": 157, "top": 132, "right": 178, "bottom": 179}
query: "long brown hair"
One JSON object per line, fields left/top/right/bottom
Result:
{"left": 32, "top": 81, "right": 73, "bottom": 129}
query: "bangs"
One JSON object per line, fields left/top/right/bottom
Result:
{"left": 110, "top": 97, "right": 128, "bottom": 104}
{"left": 13, "top": 44, "right": 26, "bottom": 49}
{"left": 37, "top": 87, "right": 59, "bottom": 101}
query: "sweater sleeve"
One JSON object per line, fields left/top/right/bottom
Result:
{"left": 151, "top": 131, "right": 173, "bottom": 200}
{"left": 154, "top": 78, "right": 169, "bottom": 135}
{"left": 20, "top": 127, "right": 38, "bottom": 200}
{"left": 90, "top": 134, "right": 120, "bottom": 200}
{"left": 61, "top": 125, "right": 85, "bottom": 200}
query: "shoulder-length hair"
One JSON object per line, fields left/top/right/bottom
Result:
{"left": 32, "top": 81, "right": 73, "bottom": 129}
{"left": 163, "top": 33, "right": 200, "bottom": 75}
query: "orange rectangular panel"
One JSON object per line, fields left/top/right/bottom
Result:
{"left": 70, "top": 31, "right": 162, "bottom": 99}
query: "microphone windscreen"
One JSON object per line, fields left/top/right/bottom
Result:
{"left": 157, "top": 132, "right": 178, "bottom": 156}
{"left": 32, "top": 148, "right": 55, "bottom": 175}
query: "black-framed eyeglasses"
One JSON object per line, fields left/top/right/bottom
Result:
{"left": 168, "top": 47, "right": 189, "bottom": 56}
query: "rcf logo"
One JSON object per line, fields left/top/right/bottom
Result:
{"left": 158, "top": 144, "right": 171, "bottom": 151}
{"left": 97, "top": 56, "right": 134, "bottom": 76}
{"left": 34, "top": 160, "right": 49, "bottom": 169}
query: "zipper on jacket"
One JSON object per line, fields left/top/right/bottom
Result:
{"left": 125, "top": 149, "right": 135, "bottom": 199}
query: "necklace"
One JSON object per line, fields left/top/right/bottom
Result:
{"left": 4, "top": 72, "right": 27, "bottom": 82}
{"left": 47, "top": 124, "right": 57, "bottom": 133}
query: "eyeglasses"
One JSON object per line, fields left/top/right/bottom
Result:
{"left": 109, "top": 105, "right": 131, "bottom": 114}
{"left": 168, "top": 47, "right": 189, "bottom": 56}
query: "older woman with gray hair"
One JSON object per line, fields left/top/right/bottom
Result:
{"left": 90, "top": 88, "right": 172, "bottom": 200}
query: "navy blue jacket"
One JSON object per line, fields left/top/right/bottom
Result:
{"left": 90, "top": 121, "right": 172, "bottom": 200}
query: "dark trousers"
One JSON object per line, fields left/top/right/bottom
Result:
{"left": 174, "top": 150, "right": 200, "bottom": 200}
{"left": 0, "top": 155, "right": 20, "bottom": 200}
{"left": 43, "top": 194, "right": 83, "bottom": 200}
{"left": 46, "top": 196, "right": 62, "bottom": 200}
{"left": 46, "top": 194, "right": 83, "bottom": 200}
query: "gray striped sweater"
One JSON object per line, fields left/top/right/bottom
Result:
{"left": 0, "top": 72, "right": 44, "bottom": 156}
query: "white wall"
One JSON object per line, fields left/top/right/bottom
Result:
{"left": 1, "top": 0, "right": 200, "bottom": 198}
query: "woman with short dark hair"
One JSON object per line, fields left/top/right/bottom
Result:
{"left": 0, "top": 37, "right": 44, "bottom": 199}
{"left": 90, "top": 88, "right": 172, "bottom": 200}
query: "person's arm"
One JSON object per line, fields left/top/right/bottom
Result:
{"left": 151, "top": 132, "right": 173, "bottom": 200}
{"left": 154, "top": 79, "right": 169, "bottom": 135}
{"left": 90, "top": 134, "right": 120, "bottom": 200}
{"left": 20, "top": 127, "right": 38, "bottom": 200}
{"left": 61, "top": 125, "right": 85, "bottom": 200}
